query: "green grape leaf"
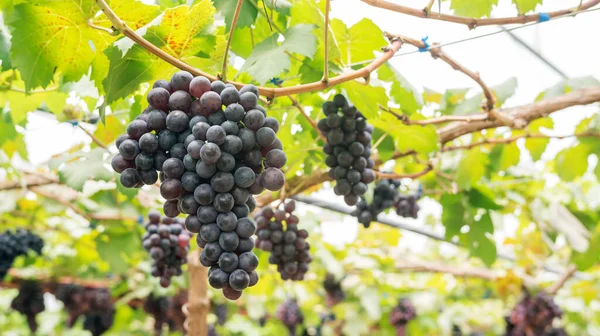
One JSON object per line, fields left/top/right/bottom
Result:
{"left": 468, "top": 213, "right": 497, "bottom": 266}
{"left": 371, "top": 114, "right": 439, "bottom": 154}
{"left": 467, "top": 185, "right": 502, "bottom": 210}
{"left": 58, "top": 148, "right": 113, "bottom": 191}
{"left": 331, "top": 18, "right": 386, "bottom": 65}
{"left": 439, "top": 88, "right": 469, "bottom": 115}
{"left": 456, "top": 148, "right": 488, "bottom": 189}
{"left": 230, "top": 19, "right": 273, "bottom": 59}
{"left": 378, "top": 64, "right": 422, "bottom": 114}
{"left": 493, "top": 77, "right": 518, "bottom": 106}
{"left": 556, "top": 144, "right": 590, "bottom": 182}
{"left": 450, "top": 0, "right": 498, "bottom": 18}
{"left": 440, "top": 193, "right": 466, "bottom": 239}
{"left": 0, "top": 108, "right": 17, "bottom": 146}
{"left": 571, "top": 230, "right": 600, "bottom": 271}
{"left": 213, "top": 0, "right": 258, "bottom": 30}
{"left": 0, "top": 28, "right": 12, "bottom": 71}
{"left": 94, "top": 115, "right": 126, "bottom": 148}
{"left": 525, "top": 118, "right": 553, "bottom": 161}
{"left": 341, "top": 80, "right": 387, "bottom": 119}
{"left": 95, "top": 230, "right": 140, "bottom": 274}
{"left": 454, "top": 78, "right": 518, "bottom": 115}
{"left": 498, "top": 142, "right": 520, "bottom": 170}
{"left": 372, "top": 128, "right": 395, "bottom": 162}
{"left": 240, "top": 24, "right": 317, "bottom": 84}
{"left": 512, "top": 0, "right": 542, "bottom": 14}
{"left": 0, "top": 89, "right": 68, "bottom": 125}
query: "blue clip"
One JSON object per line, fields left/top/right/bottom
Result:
{"left": 269, "top": 77, "right": 284, "bottom": 86}
{"left": 137, "top": 215, "right": 144, "bottom": 224}
{"left": 68, "top": 120, "right": 79, "bottom": 126}
{"left": 538, "top": 12, "right": 550, "bottom": 22}
{"left": 418, "top": 36, "right": 430, "bottom": 52}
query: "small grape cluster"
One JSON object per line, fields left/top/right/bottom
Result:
{"left": 323, "top": 273, "right": 345, "bottom": 306}
{"left": 389, "top": 298, "right": 417, "bottom": 327}
{"left": 353, "top": 179, "right": 401, "bottom": 228}
{"left": 507, "top": 291, "right": 563, "bottom": 336}
{"left": 56, "top": 284, "right": 86, "bottom": 327}
{"left": 0, "top": 229, "right": 44, "bottom": 280}
{"left": 11, "top": 280, "right": 45, "bottom": 332}
{"left": 318, "top": 94, "right": 375, "bottom": 206}
{"left": 143, "top": 294, "right": 170, "bottom": 334}
{"left": 394, "top": 193, "right": 421, "bottom": 219}
{"left": 142, "top": 211, "right": 191, "bottom": 288}
{"left": 277, "top": 299, "right": 304, "bottom": 335}
{"left": 214, "top": 303, "right": 228, "bottom": 325}
{"left": 254, "top": 200, "right": 312, "bottom": 281}
{"left": 56, "top": 285, "right": 115, "bottom": 335}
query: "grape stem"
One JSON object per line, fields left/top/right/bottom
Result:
{"left": 93, "top": 0, "right": 402, "bottom": 99}
{"left": 321, "top": 0, "right": 331, "bottom": 83}
{"left": 220, "top": 0, "right": 245, "bottom": 82}
{"left": 423, "top": 0, "right": 436, "bottom": 17}
{"left": 361, "top": 0, "right": 600, "bottom": 29}
{"left": 286, "top": 93, "right": 327, "bottom": 142}
{"left": 547, "top": 265, "right": 577, "bottom": 295}
{"left": 395, "top": 260, "right": 496, "bottom": 280}
{"left": 78, "top": 124, "right": 108, "bottom": 150}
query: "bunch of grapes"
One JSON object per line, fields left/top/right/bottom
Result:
{"left": 142, "top": 211, "right": 191, "bottom": 288}
{"left": 317, "top": 94, "right": 375, "bottom": 206}
{"left": 394, "top": 193, "right": 421, "bottom": 219}
{"left": 389, "top": 298, "right": 417, "bottom": 327}
{"left": 254, "top": 200, "right": 312, "bottom": 281}
{"left": 112, "top": 72, "right": 286, "bottom": 300}
{"left": 353, "top": 179, "right": 401, "bottom": 228}
{"left": 214, "top": 303, "right": 228, "bottom": 325}
{"left": 507, "top": 291, "right": 563, "bottom": 336}
{"left": 143, "top": 294, "right": 170, "bottom": 335}
{"left": 0, "top": 229, "right": 44, "bottom": 280}
{"left": 277, "top": 299, "right": 304, "bottom": 336}
{"left": 323, "top": 273, "right": 345, "bottom": 306}
{"left": 11, "top": 280, "right": 45, "bottom": 332}
{"left": 83, "top": 288, "right": 115, "bottom": 336}
{"left": 56, "top": 284, "right": 87, "bottom": 327}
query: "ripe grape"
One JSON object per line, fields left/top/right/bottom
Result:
{"left": 168, "top": 90, "right": 192, "bottom": 112}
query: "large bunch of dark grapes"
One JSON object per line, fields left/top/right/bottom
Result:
{"left": 318, "top": 94, "right": 375, "bottom": 206}
{"left": 56, "top": 284, "right": 86, "bottom": 327}
{"left": 0, "top": 229, "right": 44, "bottom": 280}
{"left": 112, "top": 72, "right": 284, "bottom": 300}
{"left": 254, "top": 200, "right": 312, "bottom": 281}
{"left": 323, "top": 273, "right": 345, "bottom": 306}
{"left": 277, "top": 299, "right": 304, "bottom": 336}
{"left": 389, "top": 298, "right": 417, "bottom": 328}
{"left": 83, "top": 288, "right": 115, "bottom": 336}
{"left": 353, "top": 179, "right": 401, "bottom": 228}
{"left": 142, "top": 211, "right": 191, "bottom": 288}
{"left": 11, "top": 280, "right": 45, "bottom": 332}
{"left": 507, "top": 291, "right": 563, "bottom": 336}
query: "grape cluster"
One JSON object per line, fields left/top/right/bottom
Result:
{"left": 353, "top": 179, "right": 401, "bottom": 228}
{"left": 214, "top": 303, "right": 228, "bottom": 325}
{"left": 11, "top": 280, "right": 45, "bottom": 332}
{"left": 0, "top": 229, "right": 44, "bottom": 280}
{"left": 323, "top": 273, "right": 345, "bottom": 306}
{"left": 318, "top": 94, "right": 375, "bottom": 206}
{"left": 254, "top": 200, "right": 312, "bottom": 281}
{"left": 142, "top": 211, "right": 191, "bottom": 288}
{"left": 143, "top": 294, "right": 170, "bottom": 334}
{"left": 83, "top": 288, "right": 115, "bottom": 336}
{"left": 277, "top": 299, "right": 304, "bottom": 335}
{"left": 389, "top": 298, "right": 417, "bottom": 327}
{"left": 394, "top": 193, "right": 421, "bottom": 219}
{"left": 56, "top": 284, "right": 86, "bottom": 327}
{"left": 112, "top": 72, "right": 286, "bottom": 300}
{"left": 507, "top": 291, "right": 563, "bottom": 336}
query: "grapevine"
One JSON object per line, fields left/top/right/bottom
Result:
{"left": 10, "top": 280, "right": 45, "bottom": 333}
{"left": 254, "top": 200, "right": 312, "bottom": 281}
{"left": 318, "top": 94, "right": 375, "bottom": 206}
{"left": 141, "top": 211, "right": 191, "bottom": 288}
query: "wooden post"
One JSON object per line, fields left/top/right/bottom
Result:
{"left": 185, "top": 249, "right": 209, "bottom": 336}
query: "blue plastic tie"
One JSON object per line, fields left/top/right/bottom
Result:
{"left": 137, "top": 215, "right": 144, "bottom": 224}
{"left": 269, "top": 77, "right": 284, "bottom": 86}
{"left": 537, "top": 12, "right": 550, "bottom": 22}
{"left": 418, "top": 36, "right": 430, "bottom": 52}
{"left": 68, "top": 120, "right": 79, "bottom": 126}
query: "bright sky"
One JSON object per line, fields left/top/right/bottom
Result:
{"left": 17, "top": 0, "right": 600, "bottom": 262}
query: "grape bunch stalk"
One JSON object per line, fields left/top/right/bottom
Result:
{"left": 142, "top": 211, "right": 191, "bottom": 288}
{"left": 254, "top": 200, "right": 312, "bottom": 281}
{"left": 318, "top": 94, "right": 376, "bottom": 206}
{"left": 506, "top": 291, "right": 563, "bottom": 336}
{"left": 111, "top": 71, "right": 289, "bottom": 300}
{"left": 277, "top": 299, "right": 304, "bottom": 336}
{"left": 0, "top": 229, "right": 44, "bottom": 280}
{"left": 323, "top": 273, "right": 345, "bottom": 306}
{"left": 389, "top": 298, "right": 417, "bottom": 336}
{"left": 10, "top": 280, "right": 45, "bottom": 333}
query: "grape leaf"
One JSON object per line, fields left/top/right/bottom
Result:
{"left": 556, "top": 144, "right": 590, "bottom": 182}
{"left": 512, "top": 0, "right": 542, "bottom": 14}
{"left": 58, "top": 148, "right": 113, "bottom": 191}
{"left": 94, "top": 115, "right": 126, "bottom": 148}
{"left": 371, "top": 114, "right": 439, "bottom": 154}
{"left": 331, "top": 18, "right": 386, "bottom": 65}
{"left": 213, "top": 0, "right": 258, "bottom": 30}
{"left": 449, "top": 0, "right": 498, "bottom": 18}
{"left": 0, "top": 89, "right": 68, "bottom": 125}
{"left": 0, "top": 27, "right": 12, "bottom": 71}
{"left": 493, "top": 77, "right": 518, "bottom": 106}
{"left": 440, "top": 193, "right": 466, "bottom": 239}
{"left": 525, "top": 118, "right": 553, "bottom": 161}
{"left": 240, "top": 24, "right": 317, "bottom": 84}
{"left": 95, "top": 230, "right": 140, "bottom": 274}
{"left": 469, "top": 214, "right": 497, "bottom": 266}
{"left": 378, "top": 64, "right": 422, "bottom": 115}
{"left": 93, "top": 0, "right": 160, "bottom": 31}
{"left": 456, "top": 148, "right": 488, "bottom": 189}
{"left": 467, "top": 185, "right": 502, "bottom": 210}
{"left": 0, "top": 108, "right": 17, "bottom": 146}
{"left": 498, "top": 142, "right": 520, "bottom": 170}
{"left": 341, "top": 80, "right": 387, "bottom": 119}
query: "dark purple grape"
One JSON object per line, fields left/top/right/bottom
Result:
{"left": 189, "top": 76, "right": 211, "bottom": 98}
{"left": 166, "top": 110, "right": 189, "bottom": 132}
{"left": 243, "top": 109, "right": 265, "bottom": 131}
{"left": 220, "top": 87, "right": 240, "bottom": 106}
{"left": 111, "top": 154, "right": 133, "bottom": 173}
{"left": 262, "top": 168, "right": 285, "bottom": 191}
{"left": 224, "top": 103, "right": 245, "bottom": 122}
{"left": 120, "top": 168, "right": 140, "bottom": 188}
{"left": 160, "top": 178, "right": 183, "bottom": 200}
{"left": 147, "top": 87, "right": 170, "bottom": 111}
{"left": 239, "top": 92, "right": 258, "bottom": 111}
{"left": 153, "top": 79, "right": 173, "bottom": 93}
{"left": 170, "top": 71, "right": 193, "bottom": 92}
{"left": 119, "top": 139, "right": 140, "bottom": 160}
{"left": 199, "top": 91, "right": 222, "bottom": 116}
{"left": 228, "top": 269, "right": 250, "bottom": 291}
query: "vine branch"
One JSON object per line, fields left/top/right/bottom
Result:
{"left": 361, "top": 0, "right": 600, "bottom": 29}
{"left": 395, "top": 260, "right": 496, "bottom": 280}
{"left": 94, "top": 0, "right": 402, "bottom": 99}
{"left": 78, "top": 124, "right": 108, "bottom": 149}
{"left": 321, "top": 0, "right": 331, "bottom": 83}
{"left": 287, "top": 95, "right": 327, "bottom": 143}
{"left": 380, "top": 105, "right": 488, "bottom": 125}
{"left": 221, "top": 0, "right": 245, "bottom": 82}
{"left": 547, "top": 265, "right": 577, "bottom": 295}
